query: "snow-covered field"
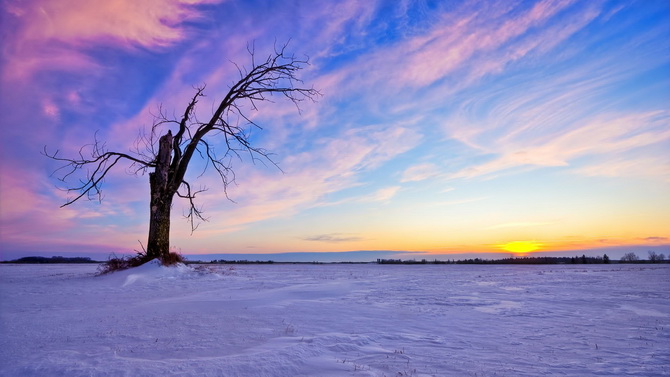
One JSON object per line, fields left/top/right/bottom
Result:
{"left": 1, "top": 262, "right": 668, "bottom": 377}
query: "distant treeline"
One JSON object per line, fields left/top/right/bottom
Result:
{"left": 2, "top": 256, "right": 101, "bottom": 264}
{"left": 378, "top": 254, "right": 621, "bottom": 265}
{"left": 205, "top": 259, "right": 277, "bottom": 264}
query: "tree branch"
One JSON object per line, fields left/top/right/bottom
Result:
{"left": 43, "top": 139, "right": 153, "bottom": 207}
{"left": 176, "top": 180, "right": 208, "bottom": 232}
{"left": 171, "top": 41, "right": 319, "bottom": 195}
{"left": 45, "top": 40, "right": 319, "bottom": 235}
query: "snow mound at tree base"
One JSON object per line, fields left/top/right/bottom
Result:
{"left": 101, "top": 259, "right": 221, "bottom": 286}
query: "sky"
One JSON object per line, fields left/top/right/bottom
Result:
{"left": 0, "top": 0, "right": 669, "bottom": 261}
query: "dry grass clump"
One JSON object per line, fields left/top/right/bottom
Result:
{"left": 161, "top": 251, "right": 185, "bottom": 266}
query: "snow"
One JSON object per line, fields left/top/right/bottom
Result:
{"left": 1, "top": 263, "right": 669, "bottom": 376}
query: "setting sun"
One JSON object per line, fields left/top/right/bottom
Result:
{"left": 499, "top": 241, "right": 543, "bottom": 254}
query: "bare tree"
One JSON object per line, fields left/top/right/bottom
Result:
{"left": 620, "top": 252, "right": 639, "bottom": 263}
{"left": 648, "top": 251, "right": 665, "bottom": 263}
{"left": 44, "top": 43, "right": 319, "bottom": 264}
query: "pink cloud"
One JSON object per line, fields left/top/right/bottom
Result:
{"left": 0, "top": 179, "right": 147, "bottom": 257}
{"left": 462, "top": 4, "right": 600, "bottom": 89}
{"left": 1, "top": 45, "right": 99, "bottom": 82}
{"left": 304, "top": 0, "right": 380, "bottom": 60}
{"left": 2, "top": 0, "right": 220, "bottom": 81}
{"left": 573, "top": 154, "right": 670, "bottom": 181}
{"left": 451, "top": 111, "right": 670, "bottom": 179}
{"left": 175, "top": 124, "right": 422, "bottom": 235}
{"left": 361, "top": 186, "right": 402, "bottom": 203}
{"left": 641, "top": 236, "right": 668, "bottom": 243}
{"left": 41, "top": 99, "right": 60, "bottom": 120}
{"left": 401, "top": 163, "right": 441, "bottom": 183}
{"left": 0, "top": 167, "right": 78, "bottom": 248}
{"left": 16, "top": 0, "right": 216, "bottom": 47}
{"left": 319, "top": 0, "right": 580, "bottom": 97}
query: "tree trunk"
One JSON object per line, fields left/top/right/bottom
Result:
{"left": 147, "top": 131, "right": 174, "bottom": 260}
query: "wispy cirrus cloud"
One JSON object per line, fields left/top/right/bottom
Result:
{"left": 485, "top": 221, "right": 555, "bottom": 230}
{"left": 321, "top": 186, "right": 404, "bottom": 208}
{"left": 316, "top": 0, "right": 587, "bottom": 100}
{"left": 438, "top": 12, "right": 670, "bottom": 181}
{"left": 640, "top": 236, "right": 669, "bottom": 243}
{"left": 2, "top": 0, "right": 220, "bottom": 80}
{"left": 0, "top": 0, "right": 226, "bottom": 171}
{"left": 396, "top": 0, "right": 582, "bottom": 88}
{"left": 0, "top": 165, "right": 144, "bottom": 255}
{"left": 401, "top": 163, "right": 441, "bottom": 183}
{"left": 302, "top": 233, "right": 364, "bottom": 243}
{"left": 450, "top": 111, "right": 670, "bottom": 179}
{"left": 10, "top": 0, "right": 207, "bottom": 45}
{"left": 361, "top": 186, "right": 402, "bottom": 203}
{"left": 183, "top": 124, "right": 421, "bottom": 234}
{"left": 305, "top": 0, "right": 636, "bottom": 188}
{"left": 574, "top": 155, "right": 670, "bottom": 181}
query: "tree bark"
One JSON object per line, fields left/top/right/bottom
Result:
{"left": 147, "top": 131, "right": 174, "bottom": 260}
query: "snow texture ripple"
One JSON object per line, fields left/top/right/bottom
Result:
{"left": 1, "top": 262, "right": 669, "bottom": 376}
